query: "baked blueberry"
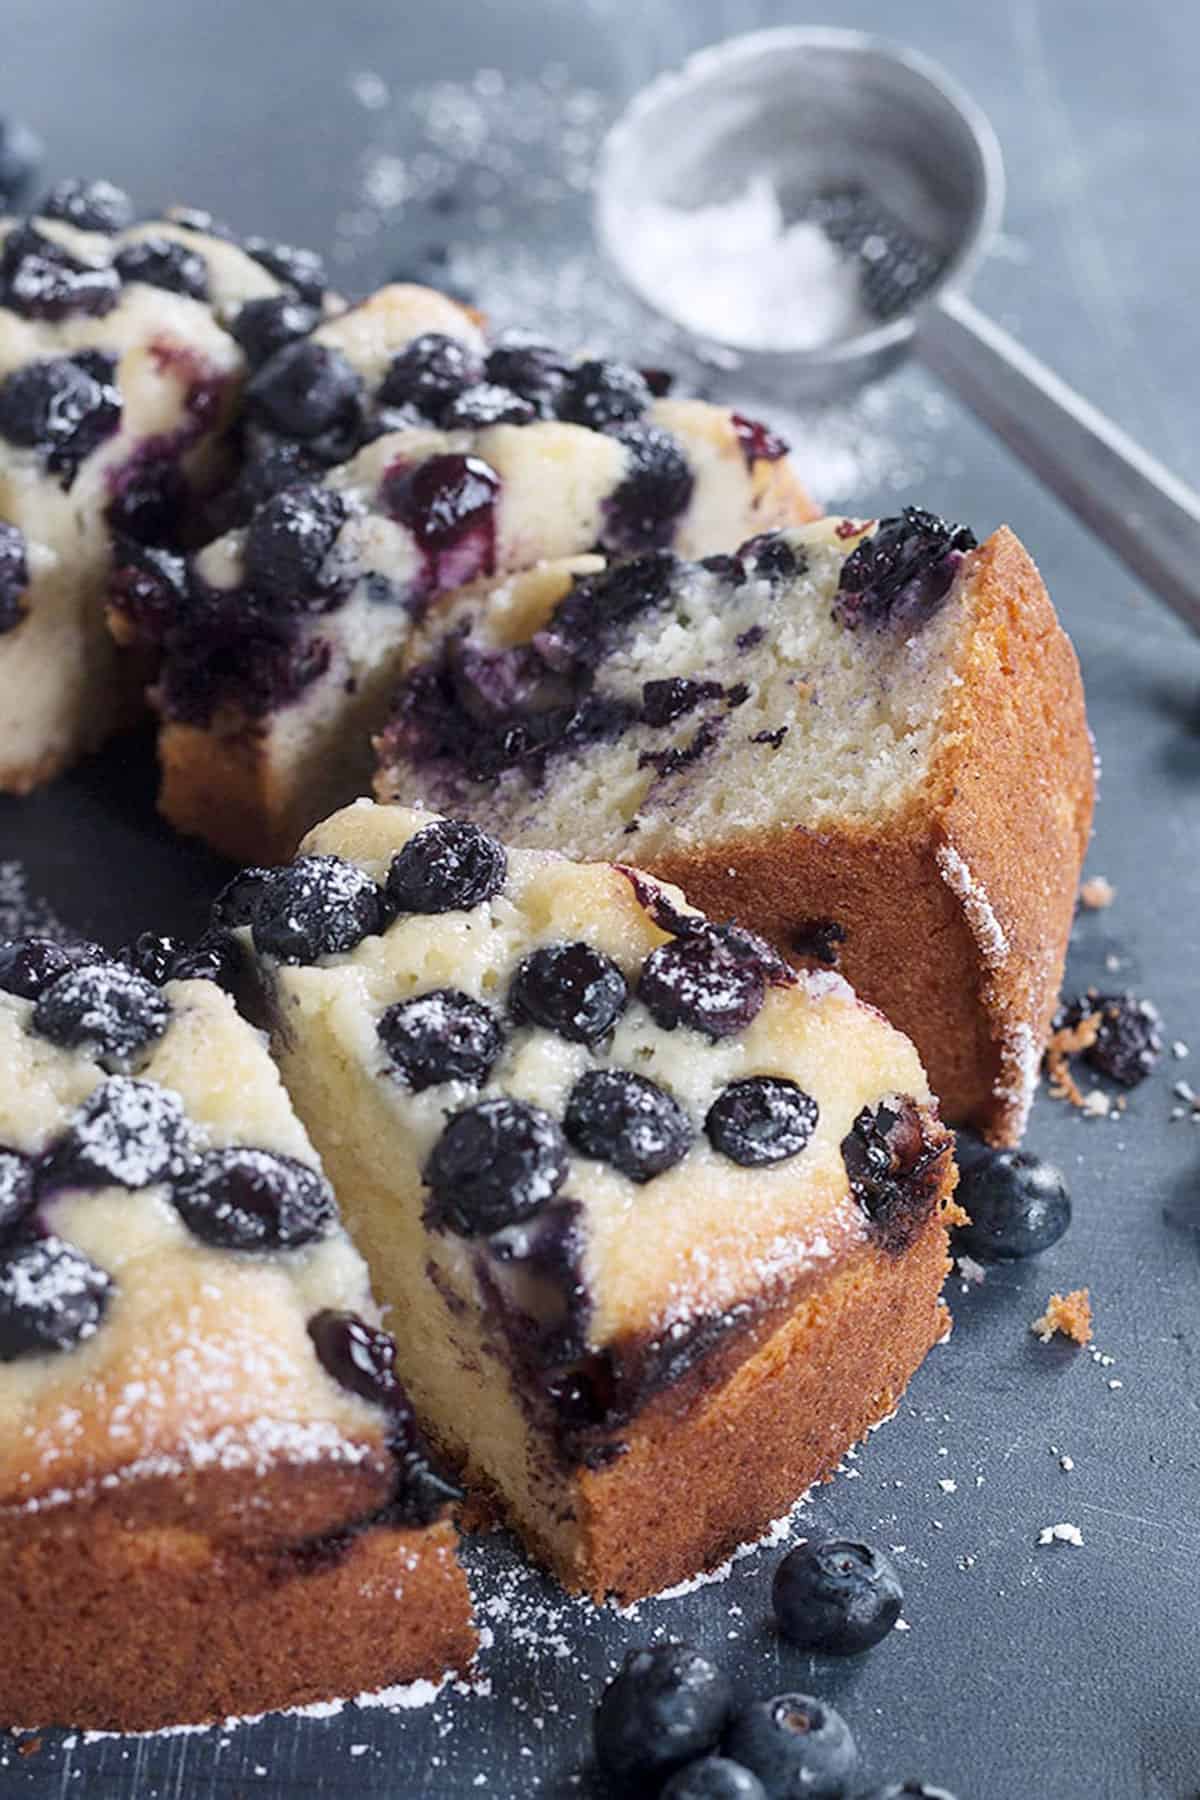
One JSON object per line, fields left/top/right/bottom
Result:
{"left": 211, "top": 865, "right": 274, "bottom": 931}
{"left": 564, "top": 1068, "right": 693, "bottom": 1183}
{"left": 121, "top": 931, "right": 185, "bottom": 986}
{"left": 0, "top": 352, "right": 122, "bottom": 486}
{"left": 245, "top": 340, "right": 362, "bottom": 441}
{"left": 0, "top": 117, "right": 43, "bottom": 207}
{"left": 169, "top": 930, "right": 241, "bottom": 989}
{"left": 0, "top": 521, "right": 28, "bottom": 633}
{"left": 484, "top": 332, "right": 570, "bottom": 415}
{"left": 113, "top": 234, "right": 209, "bottom": 301}
{"left": 561, "top": 358, "right": 650, "bottom": 429}
{"left": 835, "top": 509, "right": 976, "bottom": 631}
{"left": 0, "top": 935, "right": 105, "bottom": 1001}
{"left": 952, "top": 1136, "right": 1070, "bottom": 1260}
{"left": 378, "top": 332, "right": 484, "bottom": 417}
{"left": 230, "top": 294, "right": 322, "bottom": 368}
{"left": 383, "top": 451, "right": 500, "bottom": 571}
{"left": 440, "top": 381, "right": 537, "bottom": 429}
{"left": 32, "top": 962, "right": 171, "bottom": 1063}
{"left": 251, "top": 855, "right": 386, "bottom": 964}
{"left": 0, "top": 222, "right": 120, "bottom": 320}
{"left": 706, "top": 1078, "right": 819, "bottom": 1167}
{"left": 0, "top": 1148, "right": 35, "bottom": 1236}
{"left": 308, "top": 1308, "right": 403, "bottom": 1409}
{"left": 109, "top": 540, "right": 188, "bottom": 639}
{"left": 724, "top": 1694, "right": 857, "bottom": 1800}
{"left": 662, "top": 1758, "right": 768, "bottom": 1800}
{"left": 243, "top": 483, "right": 346, "bottom": 609}
{"left": 171, "top": 1146, "right": 337, "bottom": 1250}
{"left": 378, "top": 988, "right": 504, "bottom": 1091}
{"left": 44, "top": 1076, "right": 194, "bottom": 1191}
{"left": 772, "top": 1538, "right": 903, "bottom": 1654}
{"left": 842, "top": 1100, "right": 940, "bottom": 1252}
{"left": 639, "top": 928, "right": 767, "bottom": 1040}
{"left": 510, "top": 942, "right": 628, "bottom": 1044}
{"left": 386, "top": 819, "right": 506, "bottom": 915}
{"left": 0, "top": 1234, "right": 112, "bottom": 1360}
{"left": 241, "top": 236, "right": 328, "bottom": 305}
{"left": 858, "top": 1786, "right": 957, "bottom": 1799}
{"left": 164, "top": 205, "right": 235, "bottom": 240}
{"left": 39, "top": 177, "right": 134, "bottom": 232}
{"left": 423, "top": 1097, "right": 568, "bottom": 1236}
{"left": 601, "top": 422, "right": 694, "bottom": 554}
{"left": 593, "top": 1642, "right": 734, "bottom": 1785}
{"left": 739, "top": 533, "right": 804, "bottom": 583}
{"left": 1056, "top": 990, "right": 1163, "bottom": 1086}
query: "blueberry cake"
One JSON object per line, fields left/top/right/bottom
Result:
{"left": 232, "top": 800, "right": 958, "bottom": 1601}
{"left": 0, "top": 179, "right": 338, "bottom": 790}
{"left": 112, "top": 293, "right": 814, "bottom": 864}
{"left": 0, "top": 943, "right": 474, "bottom": 1730}
{"left": 375, "top": 513, "right": 1094, "bottom": 1143}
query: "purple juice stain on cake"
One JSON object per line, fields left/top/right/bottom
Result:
{"left": 0, "top": 351, "right": 121, "bottom": 489}
{"left": 841, "top": 1097, "right": 948, "bottom": 1252}
{"left": 0, "top": 222, "right": 120, "bottom": 320}
{"left": 474, "top": 1195, "right": 592, "bottom": 1373}
{"left": 834, "top": 508, "right": 977, "bottom": 630}
{"left": 731, "top": 412, "right": 790, "bottom": 467}
{"left": 381, "top": 451, "right": 500, "bottom": 594}
{"left": 599, "top": 423, "right": 694, "bottom": 554}
{"left": 0, "top": 521, "right": 29, "bottom": 634}
{"left": 0, "top": 1233, "right": 113, "bottom": 1359}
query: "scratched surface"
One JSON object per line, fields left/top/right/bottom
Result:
{"left": 1, "top": 1, "right": 1198, "bottom": 1796}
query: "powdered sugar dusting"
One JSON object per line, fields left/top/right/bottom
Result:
{"left": 0, "top": 861, "right": 66, "bottom": 942}
{"left": 936, "top": 843, "right": 1009, "bottom": 966}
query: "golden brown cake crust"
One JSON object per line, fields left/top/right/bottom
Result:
{"left": 643, "top": 529, "right": 1094, "bottom": 1143}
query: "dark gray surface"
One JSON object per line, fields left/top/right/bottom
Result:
{"left": 0, "top": 2, "right": 1198, "bottom": 1795}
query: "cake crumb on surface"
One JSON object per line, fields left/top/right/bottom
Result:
{"left": 1038, "top": 1522, "right": 1084, "bottom": 1547}
{"left": 1079, "top": 875, "right": 1115, "bottom": 909}
{"left": 1032, "top": 1289, "right": 1092, "bottom": 1346}
{"left": 1045, "top": 1013, "right": 1100, "bottom": 1108}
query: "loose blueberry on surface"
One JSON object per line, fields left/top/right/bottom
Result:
{"left": 210, "top": 866, "right": 274, "bottom": 931}
{"left": 0, "top": 1234, "right": 112, "bottom": 1360}
{"left": 378, "top": 332, "right": 484, "bottom": 417}
{"left": 241, "top": 235, "right": 328, "bottom": 304}
{"left": 706, "top": 1078, "right": 819, "bottom": 1167}
{"left": 593, "top": 1642, "right": 734, "bottom": 1785}
{"left": 245, "top": 340, "right": 363, "bottom": 441}
{"left": 841, "top": 1100, "right": 941, "bottom": 1253}
{"left": 484, "top": 332, "right": 571, "bottom": 415}
{"left": 600, "top": 422, "right": 694, "bottom": 554}
{"left": 308, "top": 1308, "right": 403, "bottom": 1409}
{"left": 386, "top": 819, "right": 507, "bottom": 915}
{"left": 32, "top": 962, "right": 171, "bottom": 1063}
{"left": 564, "top": 1068, "right": 693, "bottom": 1183}
{"left": 440, "top": 382, "right": 537, "bottom": 428}
{"left": 39, "top": 177, "right": 134, "bottom": 232}
{"left": 1055, "top": 990, "right": 1163, "bottom": 1087}
{"left": 724, "top": 1694, "right": 857, "bottom": 1800}
{"left": 0, "top": 935, "right": 105, "bottom": 1001}
{"left": 423, "top": 1097, "right": 569, "bottom": 1237}
{"left": 0, "top": 223, "right": 121, "bottom": 320}
{"left": 561, "top": 358, "right": 650, "bottom": 430}
{"left": 44, "top": 1076, "right": 194, "bottom": 1191}
{"left": 952, "top": 1135, "right": 1071, "bottom": 1260}
{"left": 0, "top": 1148, "right": 35, "bottom": 1236}
{"left": 857, "top": 1786, "right": 958, "bottom": 1799}
{"left": 639, "top": 927, "right": 767, "bottom": 1040}
{"left": 0, "top": 353, "right": 122, "bottom": 486}
{"left": 243, "top": 483, "right": 346, "bottom": 610}
{"left": 251, "top": 855, "right": 386, "bottom": 965}
{"left": 835, "top": 508, "right": 976, "bottom": 630}
{"left": 661, "top": 1758, "right": 768, "bottom": 1800}
{"left": 0, "top": 117, "right": 43, "bottom": 206}
{"left": 172, "top": 1147, "right": 337, "bottom": 1250}
{"left": 112, "top": 234, "right": 210, "bottom": 300}
{"left": 378, "top": 988, "right": 504, "bottom": 1091}
{"left": 510, "top": 942, "right": 628, "bottom": 1045}
{"left": 0, "top": 520, "right": 28, "bottom": 633}
{"left": 772, "top": 1538, "right": 903, "bottom": 1654}
{"left": 230, "top": 294, "right": 322, "bottom": 368}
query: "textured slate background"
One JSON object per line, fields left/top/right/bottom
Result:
{"left": 1, "top": 1, "right": 1198, "bottom": 1795}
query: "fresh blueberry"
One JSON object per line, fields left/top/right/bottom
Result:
{"left": 109, "top": 540, "right": 188, "bottom": 639}
{"left": 0, "top": 521, "right": 28, "bottom": 633}
{"left": 245, "top": 340, "right": 363, "bottom": 441}
{"left": 38, "top": 177, "right": 134, "bottom": 232}
{"left": 44, "top": 1076, "right": 194, "bottom": 1191}
{"left": 731, "top": 412, "right": 790, "bottom": 467}
{"left": 1056, "top": 990, "right": 1163, "bottom": 1087}
{"left": 593, "top": 1642, "right": 734, "bottom": 1786}
{"left": 600, "top": 422, "right": 694, "bottom": 554}
{"left": 0, "top": 1234, "right": 112, "bottom": 1359}
{"left": 0, "top": 936, "right": 105, "bottom": 1001}
{"left": 857, "top": 1786, "right": 958, "bottom": 1799}
{"left": 230, "top": 294, "right": 322, "bottom": 368}
{"left": 386, "top": 819, "right": 506, "bottom": 915}
{"left": 210, "top": 866, "right": 274, "bottom": 931}
{"left": 241, "top": 235, "right": 328, "bottom": 305}
{"left": 308, "top": 1308, "right": 404, "bottom": 1408}
{"left": 0, "top": 222, "right": 120, "bottom": 319}
{"left": 378, "top": 332, "right": 484, "bottom": 418}
{"left": 706, "top": 1079, "right": 819, "bottom": 1168}
{"left": 243, "top": 483, "right": 346, "bottom": 610}
{"left": 510, "top": 942, "right": 628, "bottom": 1045}
{"left": 0, "top": 352, "right": 122, "bottom": 487}
{"left": 564, "top": 1067, "right": 692, "bottom": 1183}
{"left": 952, "top": 1136, "right": 1071, "bottom": 1260}
{"left": 423, "top": 1097, "right": 568, "bottom": 1236}
{"left": 724, "top": 1694, "right": 857, "bottom": 1799}
{"left": 561, "top": 358, "right": 650, "bottom": 430}
{"left": 484, "top": 331, "right": 570, "bottom": 415}
{"left": 32, "top": 962, "right": 171, "bottom": 1063}
{"left": 639, "top": 928, "right": 767, "bottom": 1040}
{"left": 378, "top": 987, "right": 504, "bottom": 1091}
{"left": 772, "top": 1538, "right": 903, "bottom": 1654}
{"left": 113, "top": 234, "right": 209, "bottom": 300}
{"left": 251, "top": 855, "right": 386, "bottom": 965}
{"left": 841, "top": 1100, "right": 940, "bottom": 1252}
{"left": 0, "top": 118, "right": 43, "bottom": 207}
{"left": 0, "top": 1148, "right": 35, "bottom": 1236}
{"left": 661, "top": 1757, "right": 768, "bottom": 1800}
{"left": 835, "top": 509, "right": 976, "bottom": 631}
{"left": 172, "top": 1147, "right": 337, "bottom": 1250}
{"left": 440, "top": 382, "right": 537, "bottom": 429}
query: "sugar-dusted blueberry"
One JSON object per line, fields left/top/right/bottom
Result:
{"left": 593, "top": 1643, "right": 734, "bottom": 1786}
{"left": 245, "top": 340, "right": 362, "bottom": 440}
{"left": 424, "top": 1097, "right": 568, "bottom": 1237}
{"left": 243, "top": 483, "right": 346, "bottom": 610}
{"left": 172, "top": 1146, "right": 337, "bottom": 1250}
{"left": 210, "top": 865, "right": 274, "bottom": 932}
{"left": 308, "top": 1308, "right": 403, "bottom": 1409}
{"left": 113, "top": 234, "right": 209, "bottom": 300}
{"left": 230, "top": 293, "right": 322, "bottom": 368}
{"left": 484, "top": 331, "right": 570, "bottom": 415}
{"left": 251, "top": 854, "right": 386, "bottom": 965}
{"left": 835, "top": 508, "right": 976, "bottom": 630}
{"left": 163, "top": 205, "right": 235, "bottom": 240}
{"left": 706, "top": 1077, "right": 818, "bottom": 1167}
{"left": 639, "top": 927, "right": 766, "bottom": 1040}
{"left": 641, "top": 676, "right": 723, "bottom": 728}
{"left": 0, "top": 118, "right": 43, "bottom": 207}
{"left": 0, "top": 222, "right": 120, "bottom": 320}
{"left": 600, "top": 422, "right": 694, "bottom": 554}
{"left": 0, "top": 352, "right": 121, "bottom": 486}
{"left": 725, "top": 1694, "right": 858, "bottom": 1800}
{"left": 564, "top": 1068, "right": 692, "bottom": 1183}
{"left": 386, "top": 819, "right": 506, "bottom": 915}
{"left": 662, "top": 1759, "right": 767, "bottom": 1800}
{"left": 241, "top": 235, "right": 328, "bottom": 305}
{"left": 953, "top": 1135, "right": 1071, "bottom": 1260}
{"left": 0, "top": 1234, "right": 112, "bottom": 1360}
{"left": 0, "top": 935, "right": 105, "bottom": 1001}
{"left": 378, "top": 987, "right": 504, "bottom": 1091}
{"left": 39, "top": 177, "right": 134, "bottom": 232}
{"left": 45, "top": 1076, "right": 194, "bottom": 1191}
{"left": 772, "top": 1538, "right": 903, "bottom": 1655}
{"left": 0, "top": 1148, "right": 35, "bottom": 1236}
{"left": 32, "top": 962, "right": 171, "bottom": 1063}
{"left": 440, "top": 382, "right": 537, "bottom": 429}
{"left": 841, "top": 1099, "right": 942, "bottom": 1253}
{"left": 378, "top": 332, "right": 484, "bottom": 417}
{"left": 0, "top": 520, "right": 28, "bottom": 633}
{"left": 561, "top": 357, "right": 650, "bottom": 430}
{"left": 510, "top": 942, "right": 628, "bottom": 1045}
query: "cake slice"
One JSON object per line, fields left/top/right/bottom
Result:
{"left": 375, "top": 513, "right": 1095, "bottom": 1142}
{"left": 229, "top": 800, "right": 957, "bottom": 1602}
{"left": 109, "top": 288, "right": 814, "bottom": 863}
{"left": 0, "top": 941, "right": 474, "bottom": 1730}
